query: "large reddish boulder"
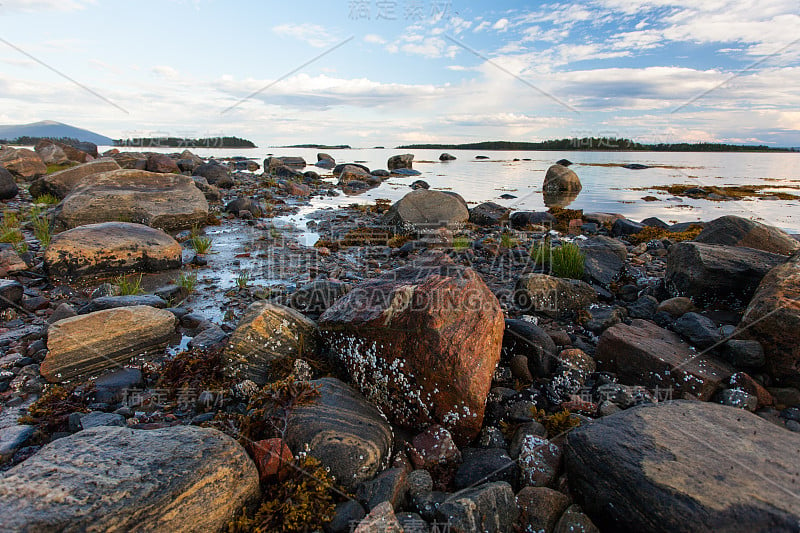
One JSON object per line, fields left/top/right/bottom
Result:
{"left": 0, "top": 147, "right": 46, "bottom": 180}
{"left": 596, "top": 319, "right": 733, "bottom": 400}
{"left": 319, "top": 253, "right": 504, "bottom": 444}
{"left": 739, "top": 252, "right": 800, "bottom": 382}
{"left": 146, "top": 153, "right": 180, "bottom": 173}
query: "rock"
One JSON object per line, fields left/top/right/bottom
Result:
{"left": 111, "top": 151, "right": 147, "bottom": 169}
{"left": 673, "top": 312, "right": 722, "bottom": 349}
{"left": 317, "top": 152, "right": 335, "bottom": 163}
{"left": 665, "top": 242, "right": 786, "bottom": 309}
{"left": 545, "top": 348, "right": 596, "bottom": 404}
{"left": 333, "top": 162, "right": 370, "bottom": 175}
{"left": 28, "top": 158, "right": 121, "bottom": 199}
{"left": 55, "top": 169, "right": 209, "bottom": 231}
{"left": 439, "top": 153, "right": 457, "bottom": 161}
{"left": 319, "top": 254, "right": 504, "bottom": 444}
{"left": 515, "top": 274, "right": 597, "bottom": 317}
{"left": 289, "top": 280, "right": 351, "bottom": 315}
{"left": 388, "top": 154, "right": 414, "bottom": 170}
{"left": 436, "top": 482, "right": 519, "bottom": 533}
{"left": 79, "top": 295, "right": 168, "bottom": 314}
{"left": 224, "top": 301, "right": 319, "bottom": 385}
{"left": 392, "top": 168, "right": 422, "bottom": 176}
{"left": 194, "top": 162, "right": 233, "bottom": 188}
{"left": 565, "top": 401, "right": 800, "bottom": 532}
{"left": 657, "top": 296, "right": 696, "bottom": 317}
{"left": 353, "top": 501, "right": 402, "bottom": 533}
{"left": 721, "top": 340, "right": 765, "bottom": 368}
{"left": 409, "top": 179, "right": 429, "bottom": 190}
{"left": 469, "top": 202, "right": 510, "bottom": 226}
{"left": 225, "top": 197, "right": 263, "bottom": 217}
{"left": 411, "top": 425, "right": 461, "bottom": 468}
{"left": 0, "top": 147, "right": 46, "bottom": 180}
{"left": 556, "top": 159, "right": 572, "bottom": 166}
{"left": 622, "top": 163, "right": 650, "bottom": 170}
{"left": 356, "top": 468, "right": 408, "bottom": 511}
{"left": 553, "top": 505, "right": 599, "bottom": 533}
{"left": 502, "top": 319, "right": 558, "bottom": 378}
{"left": 719, "top": 388, "right": 758, "bottom": 411}
{"left": 0, "top": 425, "right": 34, "bottom": 459}
{"left": 284, "top": 378, "right": 393, "bottom": 491}
{"left": 543, "top": 164, "right": 582, "bottom": 193}
{"left": 510, "top": 211, "right": 556, "bottom": 229}
{"left": 35, "top": 142, "right": 69, "bottom": 165}
{"left": 0, "top": 279, "right": 24, "bottom": 309}
{"left": 251, "top": 438, "right": 293, "bottom": 482}
{"left": 739, "top": 252, "right": 800, "bottom": 381}
{"left": 145, "top": 153, "right": 180, "bottom": 173}
{"left": 0, "top": 425, "right": 258, "bottom": 532}
{"left": 579, "top": 236, "right": 626, "bottom": 287}
{"left": 694, "top": 215, "right": 800, "bottom": 256}
{"left": 0, "top": 167, "right": 19, "bottom": 200}
{"left": 517, "top": 486, "right": 571, "bottom": 533}
{"left": 596, "top": 319, "right": 733, "bottom": 400}
{"left": 267, "top": 156, "right": 306, "bottom": 170}
{"left": 383, "top": 190, "right": 469, "bottom": 232}
{"left": 328, "top": 500, "right": 367, "bottom": 533}
{"left": 41, "top": 306, "right": 177, "bottom": 382}
{"left": 612, "top": 218, "right": 644, "bottom": 237}
{"left": 188, "top": 325, "right": 228, "bottom": 350}
{"left": 518, "top": 436, "right": 562, "bottom": 487}
{"left": 454, "top": 447, "right": 517, "bottom": 489}
{"left": 44, "top": 222, "right": 181, "bottom": 277}
{"left": 626, "top": 295, "right": 658, "bottom": 320}
{"left": 35, "top": 139, "right": 96, "bottom": 162}
{"left": 79, "top": 411, "right": 126, "bottom": 429}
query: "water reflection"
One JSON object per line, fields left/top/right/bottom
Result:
{"left": 543, "top": 188, "right": 581, "bottom": 208}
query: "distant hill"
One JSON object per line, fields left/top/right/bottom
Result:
{"left": 114, "top": 136, "right": 256, "bottom": 148}
{"left": 0, "top": 121, "right": 113, "bottom": 145}
{"left": 397, "top": 139, "right": 798, "bottom": 153}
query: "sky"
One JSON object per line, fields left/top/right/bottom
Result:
{"left": 0, "top": 0, "right": 798, "bottom": 147}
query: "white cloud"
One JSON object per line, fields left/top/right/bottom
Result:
{"left": 493, "top": 18, "right": 510, "bottom": 31}
{"left": 364, "top": 34, "right": 386, "bottom": 45}
{"left": 152, "top": 65, "right": 179, "bottom": 79}
{"left": 272, "top": 23, "right": 341, "bottom": 48}
{"left": 0, "top": 0, "right": 94, "bottom": 12}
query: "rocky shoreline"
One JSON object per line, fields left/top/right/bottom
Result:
{"left": 1, "top": 142, "right": 799, "bottom": 532}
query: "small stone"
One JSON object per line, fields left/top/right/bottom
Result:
{"left": 516, "top": 486, "right": 572, "bottom": 533}
{"left": 407, "top": 469, "right": 434, "bottom": 497}
{"left": 553, "top": 505, "right": 600, "bottom": 533}
{"left": 518, "top": 435, "right": 562, "bottom": 487}
{"left": 411, "top": 425, "right": 461, "bottom": 468}
{"left": 79, "top": 412, "right": 127, "bottom": 429}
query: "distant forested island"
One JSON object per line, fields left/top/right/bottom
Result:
{"left": 280, "top": 144, "right": 352, "bottom": 149}
{"left": 397, "top": 138, "right": 797, "bottom": 152}
{"left": 1, "top": 136, "right": 86, "bottom": 146}
{"left": 113, "top": 137, "right": 256, "bottom": 148}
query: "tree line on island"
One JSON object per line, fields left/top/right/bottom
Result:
{"left": 397, "top": 138, "right": 797, "bottom": 152}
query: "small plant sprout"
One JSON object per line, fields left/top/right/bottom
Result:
{"left": 0, "top": 210, "right": 23, "bottom": 245}
{"left": 177, "top": 271, "right": 198, "bottom": 293}
{"left": 500, "top": 231, "right": 518, "bottom": 248}
{"left": 236, "top": 270, "right": 250, "bottom": 289}
{"left": 114, "top": 274, "right": 144, "bottom": 295}
{"left": 452, "top": 235, "right": 471, "bottom": 250}
{"left": 191, "top": 235, "right": 213, "bottom": 254}
{"left": 33, "top": 194, "right": 60, "bottom": 205}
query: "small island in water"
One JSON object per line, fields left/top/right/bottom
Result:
{"left": 398, "top": 138, "right": 797, "bottom": 152}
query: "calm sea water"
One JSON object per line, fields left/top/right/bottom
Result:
{"left": 105, "top": 146, "right": 800, "bottom": 233}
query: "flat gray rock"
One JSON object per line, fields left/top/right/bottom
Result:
{"left": 566, "top": 401, "right": 800, "bottom": 532}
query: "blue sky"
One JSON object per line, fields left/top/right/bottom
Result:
{"left": 0, "top": 0, "right": 798, "bottom": 147}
